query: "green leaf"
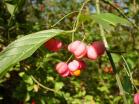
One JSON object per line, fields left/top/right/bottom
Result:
{"left": 126, "top": 58, "right": 135, "bottom": 69}
{"left": 79, "top": 14, "right": 92, "bottom": 23}
{"left": 0, "top": 29, "right": 64, "bottom": 78}
{"left": 92, "top": 13, "right": 130, "bottom": 30}
{"left": 25, "top": 92, "right": 30, "bottom": 102}
{"left": 26, "top": 84, "right": 34, "bottom": 91}
{"left": 122, "top": 76, "right": 132, "bottom": 93}
{"left": 111, "top": 53, "right": 121, "bottom": 63}
{"left": 84, "top": 95, "right": 95, "bottom": 104}
{"left": 54, "top": 82, "right": 64, "bottom": 91}
{"left": 23, "top": 75, "right": 33, "bottom": 85}
{"left": 5, "top": 3, "right": 15, "bottom": 15}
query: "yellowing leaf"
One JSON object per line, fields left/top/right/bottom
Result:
{"left": 6, "top": 3, "right": 15, "bottom": 15}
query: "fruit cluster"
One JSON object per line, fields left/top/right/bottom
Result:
{"left": 44, "top": 38, "right": 105, "bottom": 77}
{"left": 56, "top": 60, "right": 86, "bottom": 77}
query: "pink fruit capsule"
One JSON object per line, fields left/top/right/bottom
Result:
{"left": 68, "top": 40, "right": 87, "bottom": 58}
{"left": 74, "top": 42, "right": 87, "bottom": 58}
{"left": 78, "top": 60, "right": 86, "bottom": 70}
{"left": 87, "top": 41, "right": 105, "bottom": 60}
{"left": 56, "top": 62, "right": 69, "bottom": 75}
{"left": 134, "top": 93, "right": 139, "bottom": 104}
{"left": 44, "top": 38, "right": 62, "bottom": 52}
{"left": 60, "top": 69, "right": 70, "bottom": 78}
{"left": 68, "top": 60, "right": 80, "bottom": 72}
{"left": 68, "top": 40, "right": 81, "bottom": 52}
{"left": 68, "top": 60, "right": 86, "bottom": 72}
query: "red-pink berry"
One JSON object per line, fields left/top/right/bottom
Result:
{"left": 87, "top": 41, "right": 105, "bottom": 60}
{"left": 134, "top": 93, "right": 139, "bottom": 104}
{"left": 55, "top": 62, "right": 70, "bottom": 77}
{"left": 68, "top": 40, "right": 87, "bottom": 58}
{"left": 44, "top": 38, "right": 62, "bottom": 52}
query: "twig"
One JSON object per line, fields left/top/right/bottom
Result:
{"left": 72, "top": 0, "right": 90, "bottom": 41}
{"left": 121, "top": 55, "right": 138, "bottom": 91}
{"left": 51, "top": 11, "right": 79, "bottom": 28}
{"left": 31, "top": 75, "right": 59, "bottom": 94}
{"left": 66, "top": 55, "right": 73, "bottom": 63}
{"left": 109, "top": 50, "right": 126, "bottom": 54}
{"left": 95, "top": 0, "right": 128, "bottom": 103}
{"left": 65, "top": 0, "right": 90, "bottom": 63}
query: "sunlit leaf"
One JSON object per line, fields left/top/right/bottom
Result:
{"left": 54, "top": 82, "right": 64, "bottom": 91}
{"left": 0, "top": 29, "right": 64, "bottom": 78}
{"left": 111, "top": 53, "right": 121, "bottom": 63}
{"left": 5, "top": 3, "right": 15, "bottom": 15}
{"left": 92, "top": 13, "right": 130, "bottom": 30}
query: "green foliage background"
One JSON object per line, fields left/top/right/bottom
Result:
{"left": 0, "top": 0, "right": 139, "bottom": 104}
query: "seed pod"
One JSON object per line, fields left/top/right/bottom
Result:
{"left": 87, "top": 41, "right": 105, "bottom": 60}
{"left": 72, "top": 69, "right": 81, "bottom": 76}
{"left": 78, "top": 60, "right": 86, "bottom": 70}
{"left": 68, "top": 40, "right": 87, "bottom": 58}
{"left": 68, "top": 60, "right": 86, "bottom": 76}
{"left": 134, "top": 93, "right": 139, "bottom": 104}
{"left": 56, "top": 62, "right": 70, "bottom": 77}
{"left": 68, "top": 60, "right": 80, "bottom": 72}
{"left": 44, "top": 38, "right": 62, "bottom": 52}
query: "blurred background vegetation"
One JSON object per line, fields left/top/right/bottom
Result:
{"left": 0, "top": 0, "right": 139, "bottom": 104}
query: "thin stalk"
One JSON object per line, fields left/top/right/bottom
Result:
{"left": 31, "top": 75, "right": 58, "bottom": 94}
{"left": 121, "top": 55, "right": 138, "bottom": 91}
{"left": 51, "top": 11, "right": 79, "bottom": 27}
{"left": 6, "top": 0, "right": 21, "bottom": 40}
{"left": 72, "top": 0, "right": 90, "bottom": 41}
{"left": 109, "top": 50, "right": 126, "bottom": 54}
{"left": 65, "top": 0, "right": 90, "bottom": 63}
{"left": 95, "top": 0, "right": 127, "bottom": 103}
{"left": 66, "top": 55, "right": 73, "bottom": 63}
